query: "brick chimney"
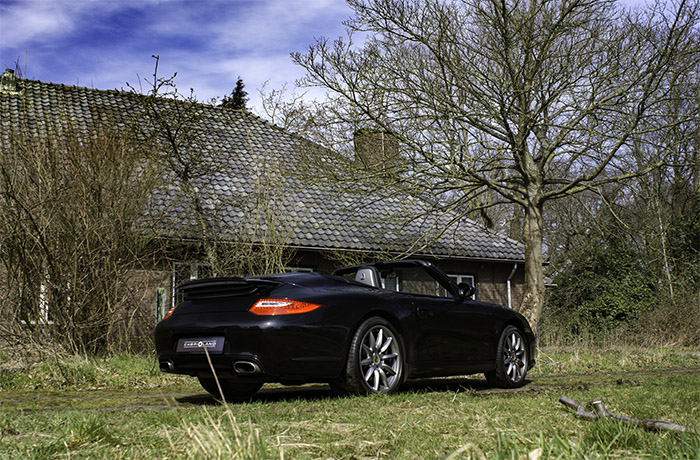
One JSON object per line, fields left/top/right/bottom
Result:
{"left": 1, "top": 69, "right": 18, "bottom": 93}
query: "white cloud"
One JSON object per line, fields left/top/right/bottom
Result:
{"left": 0, "top": 0, "right": 352, "bottom": 116}
{"left": 1, "top": 0, "right": 157, "bottom": 47}
{"left": 1, "top": 0, "right": 76, "bottom": 46}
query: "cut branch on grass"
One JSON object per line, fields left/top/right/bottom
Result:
{"left": 558, "top": 396, "right": 598, "bottom": 421}
{"left": 590, "top": 399, "right": 692, "bottom": 434}
{"left": 559, "top": 396, "right": 693, "bottom": 433}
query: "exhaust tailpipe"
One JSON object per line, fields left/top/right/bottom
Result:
{"left": 159, "top": 360, "right": 175, "bottom": 373}
{"left": 233, "top": 360, "right": 262, "bottom": 375}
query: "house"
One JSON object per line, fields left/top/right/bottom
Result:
{"left": 0, "top": 70, "right": 526, "bottom": 330}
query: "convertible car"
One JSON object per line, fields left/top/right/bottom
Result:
{"left": 155, "top": 259, "right": 535, "bottom": 400}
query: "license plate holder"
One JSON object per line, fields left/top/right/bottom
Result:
{"left": 176, "top": 336, "right": 225, "bottom": 354}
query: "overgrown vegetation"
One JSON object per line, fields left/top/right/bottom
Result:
{"left": 0, "top": 61, "right": 297, "bottom": 356}
{"left": 544, "top": 215, "right": 665, "bottom": 338}
{"left": 547, "top": 220, "right": 659, "bottom": 332}
{"left": 542, "top": 152, "right": 700, "bottom": 345}
{"left": 0, "top": 120, "right": 163, "bottom": 355}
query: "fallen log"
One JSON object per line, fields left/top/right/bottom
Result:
{"left": 559, "top": 396, "right": 693, "bottom": 433}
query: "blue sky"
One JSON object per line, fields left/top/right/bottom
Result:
{"left": 0, "top": 0, "right": 353, "bottom": 114}
{"left": 1, "top": 0, "right": 649, "bottom": 116}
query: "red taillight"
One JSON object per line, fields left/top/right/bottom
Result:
{"left": 249, "top": 299, "right": 322, "bottom": 316}
{"left": 162, "top": 305, "right": 178, "bottom": 320}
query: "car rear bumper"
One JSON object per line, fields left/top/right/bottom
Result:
{"left": 155, "top": 311, "right": 347, "bottom": 382}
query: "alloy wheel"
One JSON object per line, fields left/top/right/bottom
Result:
{"left": 503, "top": 329, "right": 527, "bottom": 383}
{"left": 359, "top": 325, "right": 402, "bottom": 392}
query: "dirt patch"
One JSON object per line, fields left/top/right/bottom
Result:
{"left": 2, "top": 366, "right": 699, "bottom": 413}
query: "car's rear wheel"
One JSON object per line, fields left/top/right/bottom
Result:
{"left": 197, "top": 376, "right": 262, "bottom": 402}
{"left": 336, "top": 317, "right": 404, "bottom": 395}
{"left": 485, "top": 325, "right": 529, "bottom": 388}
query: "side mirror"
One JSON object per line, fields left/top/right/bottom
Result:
{"left": 457, "top": 282, "right": 475, "bottom": 300}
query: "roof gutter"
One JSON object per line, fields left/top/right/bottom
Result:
{"left": 153, "top": 237, "right": 526, "bottom": 264}
{"left": 289, "top": 245, "right": 526, "bottom": 264}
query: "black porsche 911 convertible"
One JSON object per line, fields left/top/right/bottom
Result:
{"left": 155, "top": 259, "right": 536, "bottom": 400}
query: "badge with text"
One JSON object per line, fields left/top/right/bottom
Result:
{"left": 176, "top": 336, "right": 225, "bottom": 354}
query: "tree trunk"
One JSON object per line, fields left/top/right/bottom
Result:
{"left": 518, "top": 202, "right": 545, "bottom": 334}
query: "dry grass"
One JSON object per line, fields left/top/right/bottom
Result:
{"left": 1, "top": 347, "right": 699, "bottom": 459}
{"left": 541, "top": 292, "right": 700, "bottom": 349}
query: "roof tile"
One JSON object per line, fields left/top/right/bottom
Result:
{"left": 1, "top": 78, "right": 524, "bottom": 261}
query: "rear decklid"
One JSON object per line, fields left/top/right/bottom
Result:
{"left": 173, "top": 277, "right": 281, "bottom": 314}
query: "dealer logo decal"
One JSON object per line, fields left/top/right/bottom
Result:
{"left": 184, "top": 340, "right": 216, "bottom": 349}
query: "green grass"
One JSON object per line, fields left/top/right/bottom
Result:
{"left": 0, "top": 353, "right": 193, "bottom": 391}
{"left": 1, "top": 348, "right": 699, "bottom": 459}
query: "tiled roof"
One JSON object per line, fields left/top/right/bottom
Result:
{"left": 0, "top": 77, "right": 524, "bottom": 262}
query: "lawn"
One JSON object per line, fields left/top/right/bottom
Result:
{"left": 1, "top": 347, "right": 699, "bottom": 459}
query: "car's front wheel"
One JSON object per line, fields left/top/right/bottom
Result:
{"left": 485, "top": 325, "right": 529, "bottom": 388}
{"left": 335, "top": 317, "right": 404, "bottom": 395}
{"left": 197, "top": 376, "right": 262, "bottom": 402}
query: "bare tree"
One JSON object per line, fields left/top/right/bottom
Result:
{"left": 129, "top": 56, "right": 226, "bottom": 276}
{"left": 0, "top": 120, "right": 163, "bottom": 355}
{"left": 292, "top": 0, "right": 700, "bottom": 328}
{"left": 132, "top": 57, "right": 297, "bottom": 279}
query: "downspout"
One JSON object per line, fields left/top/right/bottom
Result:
{"left": 506, "top": 263, "right": 518, "bottom": 309}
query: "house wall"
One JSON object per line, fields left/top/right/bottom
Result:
{"left": 0, "top": 250, "right": 525, "bottom": 351}
{"left": 432, "top": 259, "right": 525, "bottom": 309}
{"left": 291, "top": 249, "right": 525, "bottom": 309}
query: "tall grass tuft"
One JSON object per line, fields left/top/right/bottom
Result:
{"left": 174, "top": 408, "right": 274, "bottom": 460}
{"left": 169, "top": 347, "right": 278, "bottom": 459}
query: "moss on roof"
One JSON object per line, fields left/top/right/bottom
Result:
{"left": 1, "top": 77, "right": 524, "bottom": 262}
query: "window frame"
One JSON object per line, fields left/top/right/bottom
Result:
{"left": 447, "top": 274, "right": 477, "bottom": 300}
{"left": 378, "top": 265, "right": 456, "bottom": 299}
{"left": 171, "top": 262, "right": 213, "bottom": 307}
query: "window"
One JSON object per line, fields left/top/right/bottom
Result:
{"left": 284, "top": 267, "right": 314, "bottom": 273}
{"left": 172, "top": 262, "right": 213, "bottom": 307}
{"left": 33, "top": 277, "right": 54, "bottom": 325}
{"left": 448, "top": 274, "right": 476, "bottom": 300}
{"left": 379, "top": 266, "right": 454, "bottom": 299}
{"left": 21, "top": 275, "right": 55, "bottom": 326}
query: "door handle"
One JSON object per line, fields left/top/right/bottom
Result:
{"left": 417, "top": 307, "right": 434, "bottom": 318}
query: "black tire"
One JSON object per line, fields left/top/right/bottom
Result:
{"left": 197, "top": 376, "right": 262, "bottom": 402}
{"left": 339, "top": 317, "right": 405, "bottom": 395}
{"left": 485, "top": 325, "right": 529, "bottom": 388}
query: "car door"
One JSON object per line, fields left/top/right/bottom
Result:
{"left": 378, "top": 263, "right": 494, "bottom": 373}
{"left": 414, "top": 296, "right": 494, "bottom": 369}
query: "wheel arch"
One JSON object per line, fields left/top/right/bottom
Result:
{"left": 501, "top": 318, "right": 527, "bottom": 334}
{"left": 337, "top": 308, "right": 407, "bottom": 372}
{"left": 348, "top": 309, "right": 405, "bottom": 350}
{"left": 500, "top": 317, "right": 537, "bottom": 370}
